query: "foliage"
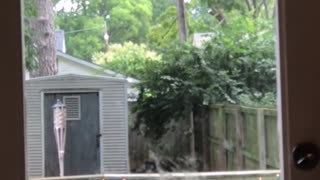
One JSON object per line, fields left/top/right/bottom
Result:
{"left": 151, "top": 0, "right": 175, "bottom": 24}
{"left": 187, "top": 0, "right": 218, "bottom": 32}
{"left": 92, "top": 42, "right": 161, "bottom": 79}
{"left": 24, "top": 25, "right": 38, "bottom": 71}
{"left": 133, "top": 43, "right": 214, "bottom": 139}
{"left": 23, "top": 0, "right": 38, "bottom": 71}
{"left": 56, "top": 14, "right": 106, "bottom": 60}
{"left": 106, "top": 0, "right": 153, "bottom": 43}
{"left": 202, "top": 14, "right": 276, "bottom": 102}
{"left": 200, "top": 0, "right": 275, "bottom": 23}
{"left": 134, "top": 16, "right": 276, "bottom": 139}
{"left": 55, "top": 0, "right": 153, "bottom": 60}
{"left": 147, "top": 6, "right": 180, "bottom": 48}
{"left": 147, "top": 1, "right": 218, "bottom": 49}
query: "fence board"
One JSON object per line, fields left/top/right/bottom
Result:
{"left": 129, "top": 104, "right": 278, "bottom": 172}
{"left": 257, "top": 109, "right": 267, "bottom": 169}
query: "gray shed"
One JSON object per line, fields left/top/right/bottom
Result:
{"left": 25, "top": 74, "right": 129, "bottom": 178}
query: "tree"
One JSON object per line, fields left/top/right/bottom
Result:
{"left": 151, "top": 0, "right": 175, "bottom": 23}
{"left": 134, "top": 15, "right": 276, "bottom": 140}
{"left": 56, "top": 14, "right": 106, "bottom": 60}
{"left": 55, "top": 0, "right": 153, "bottom": 60}
{"left": 106, "top": 0, "right": 153, "bottom": 43}
{"left": 147, "top": 1, "right": 217, "bottom": 48}
{"left": 92, "top": 42, "right": 161, "bottom": 79}
{"left": 147, "top": 6, "right": 180, "bottom": 48}
{"left": 133, "top": 43, "right": 215, "bottom": 140}
{"left": 200, "top": 0, "right": 275, "bottom": 24}
{"left": 27, "top": 0, "right": 58, "bottom": 76}
{"left": 176, "top": 0, "right": 188, "bottom": 41}
{"left": 24, "top": 0, "right": 38, "bottom": 71}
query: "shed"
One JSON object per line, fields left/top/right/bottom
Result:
{"left": 25, "top": 74, "right": 129, "bottom": 178}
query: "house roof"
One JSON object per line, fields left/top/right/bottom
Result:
{"left": 57, "top": 51, "right": 140, "bottom": 84}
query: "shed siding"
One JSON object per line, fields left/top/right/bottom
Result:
{"left": 25, "top": 74, "right": 129, "bottom": 178}
{"left": 58, "top": 58, "right": 100, "bottom": 76}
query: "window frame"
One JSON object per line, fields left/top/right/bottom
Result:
{"left": 0, "top": 1, "right": 26, "bottom": 179}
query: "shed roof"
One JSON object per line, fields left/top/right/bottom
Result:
{"left": 26, "top": 73, "right": 127, "bottom": 83}
{"left": 57, "top": 52, "right": 139, "bottom": 84}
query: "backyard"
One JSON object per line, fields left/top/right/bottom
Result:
{"left": 23, "top": 0, "right": 279, "bottom": 179}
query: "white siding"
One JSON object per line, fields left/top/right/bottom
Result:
{"left": 58, "top": 57, "right": 104, "bottom": 76}
{"left": 25, "top": 74, "right": 129, "bottom": 178}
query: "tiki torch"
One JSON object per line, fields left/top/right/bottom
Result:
{"left": 52, "top": 99, "right": 67, "bottom": 177}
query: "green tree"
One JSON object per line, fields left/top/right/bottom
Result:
{"left": 134, "top": 16, "right": 276, "bottom": 139}
{"left": 202, "top": 15, "right": 276, "bottom": 103}
{"left": 24, "top": 0, "right": 58, "bottom": 76}
{"left": 147, "top": 1, "right": 218, "bottom": 48}
{"left": 106, "top": 0, "right": 153, "bottom": 43}
{"left": 56, "top": 14, "right": 106, "bottom": 60}
{"left": 55, "top": 0, "right": 153, "bottom": 60}
{"left": 200, "top": 0, "right": 275, "bottom": 24}
{"left": 92, "top": 42, "right": 161, "bottom": 79}
{"left": 147, "top": 6, "right": 180, "bottom": 48}
{"left": 151, "top": 0, "right": 175, "bottom": 23}
{"left": 24, "top": 0, "right": 38, "bottom": 71}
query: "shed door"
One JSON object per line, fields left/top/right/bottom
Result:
{"left": 44, "top": 93, "right": 100, "bottom": 176}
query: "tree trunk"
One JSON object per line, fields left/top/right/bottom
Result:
{"left": 29, "top": 0, "right": 57, "bottom": 77}
{"left": 251, "top": 0, "right": 260, "bottom": 18}
{"left": 244, "top": 0, "right": 252, "bottom": 11}
{"left": 209, "top": 7, "right": 228, "bottom": 25}
{"left": 262, "top": 0, "right": 270, "bottom": 18}
{"left": 176, "top": 0, "right": 188, "bottom": 41}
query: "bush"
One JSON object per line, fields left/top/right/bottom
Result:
{"left": 92, "top": 42, "right": 161, "bottom": 79}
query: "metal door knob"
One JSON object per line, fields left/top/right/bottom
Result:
{"left": 96, "top": 134, "right": 102, "bottom": 148}
{"left": 293, "top": 143, "right": 319, "bottom": 170}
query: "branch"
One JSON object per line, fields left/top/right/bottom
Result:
{"left": 157, "top": 17, "right": 178, "bottom": 46}
{"left": 209, "top": 7, "right": 228, "bottom": 25}
{"left": 252, "top": 0, "right": 257, "bottom": 9}
{"left": 244, "top": 0, "right": 252, "bottom": 11}
{"left": 262, "top": 0, "right": 270, "bottom": 18}
{"left": 253, "top": 1, "right": 264, "bottom": 19}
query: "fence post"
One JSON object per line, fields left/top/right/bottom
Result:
{"left": 201, "top": 109, "right": 210, "bottom": 171}
{"left": 217, "top": 106, "right": 226, "bottom": 170}
{"left": 209, "top": 106, "right": 226, "bottom": 170}
{"left": 257, "top": 108, "right": 267, "bottom": 169}
{"left": 209, "top": 108, "right": 215, "bottom": 170}
{"left": 234, "top": 107, "right": 244, "bottom": 170}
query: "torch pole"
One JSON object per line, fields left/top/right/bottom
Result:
{"left": 52, "top": 99, "right": 67, "bottom": 177}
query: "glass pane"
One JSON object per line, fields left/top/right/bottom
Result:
{"left": 22, "top": 0, "right": 279, "bottom": 179}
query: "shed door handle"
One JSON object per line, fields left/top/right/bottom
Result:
{"left": 96, "top": 134, "right": 102, "bottom": 148}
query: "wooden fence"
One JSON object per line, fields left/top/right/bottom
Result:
{"left": 208, "top": 105, "right": 279, "bottom": 171}
{"left": 129, "top": 104, "right": 279, "bottom": 172}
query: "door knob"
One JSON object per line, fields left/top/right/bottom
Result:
{"left": 293, "top": 143, "right": 319, "bottom": 170}
{"left": 96, "top": 134, "right": 102, "bottom": 148}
